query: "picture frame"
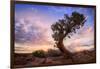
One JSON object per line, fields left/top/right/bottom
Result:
{"left": 11, "top": 1, "right": 96, "bottom": 68}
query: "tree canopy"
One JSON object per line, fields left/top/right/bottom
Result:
{"left": 51, "top": 11, "right": 87, "bottom": 42}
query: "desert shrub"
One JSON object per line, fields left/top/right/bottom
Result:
{"left": 32, "top": 50, "right": 46, "bottom": 58}
{"left": 47, "top": 49, "right": 61, "bottom": 57}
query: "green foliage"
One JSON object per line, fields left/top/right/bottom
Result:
{"left": 51, "top": 11, "right": 86, "bottom": 41}
{"left": 32, "top": 50, "right": 46, "bottom": 58}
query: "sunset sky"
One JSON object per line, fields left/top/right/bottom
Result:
{"left": 15, "top": 3, "right": 95, "bottom": 53}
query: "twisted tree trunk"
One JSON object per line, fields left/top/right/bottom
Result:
{"left": 56, "top": 39, "right": 73, "bottom": 59}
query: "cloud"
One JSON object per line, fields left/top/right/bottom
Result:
{"left": 15, "top": 10, "right": 55, "bottom": 46}
{"left": 64, "top": 26, "right": 94, "bottom": 52}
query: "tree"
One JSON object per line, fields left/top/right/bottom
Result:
{"left": 51, "top": 11, "right": 87, "bottom": 58}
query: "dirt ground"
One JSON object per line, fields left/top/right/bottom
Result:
{"left": 13, "top": 50, "right": 96, "bottom": 68}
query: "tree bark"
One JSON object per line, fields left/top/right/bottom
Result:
{"left": 57, "top": 39, "right": 72, "bottom": 59}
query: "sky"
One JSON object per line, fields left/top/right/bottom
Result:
{"left": 15, "top": 3, "right": 95, "bottom": 53}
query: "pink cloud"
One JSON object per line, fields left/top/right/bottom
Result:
{"left": 64, "top": 26, "right": 94, "bottom": 52}
{"left": 15, "top": 10, "right": 55, "bottom": 46}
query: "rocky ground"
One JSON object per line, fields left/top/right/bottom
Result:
{"left": 13, "top": 49, "right": 96, "bottom": 68}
